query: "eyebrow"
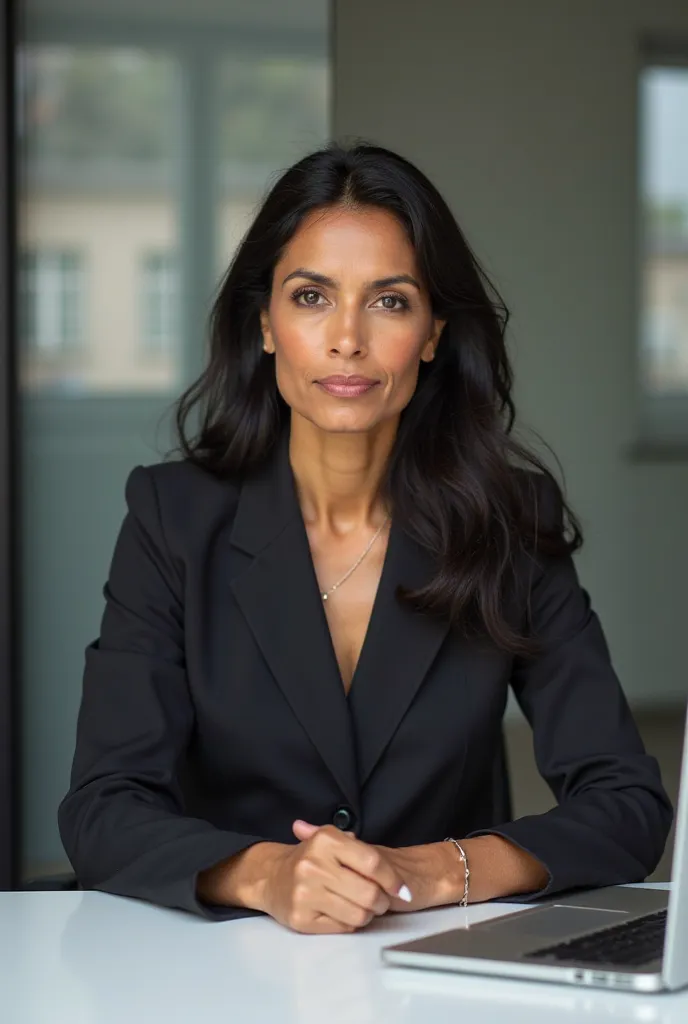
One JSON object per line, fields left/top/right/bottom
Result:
{"left": 281, "top": 268, "right": 422, "bottom": 291}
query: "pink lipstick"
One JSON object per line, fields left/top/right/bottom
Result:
{"left": 317, "top": 375, "right": 380, "bottom": 398}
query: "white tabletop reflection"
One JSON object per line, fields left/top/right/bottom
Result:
{"left": 1, "top": 885, "right": 684, "bottom": 1024}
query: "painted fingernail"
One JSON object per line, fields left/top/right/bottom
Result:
{"left": 398, "top": 885, "right": 413, "bottom": 903}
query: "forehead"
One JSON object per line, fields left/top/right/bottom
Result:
{"left": 277, "top": 205, "right": 419, "bottom": 275}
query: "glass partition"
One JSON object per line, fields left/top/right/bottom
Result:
{"left": 18, "top": 0, "right": 330, "bottom": 881}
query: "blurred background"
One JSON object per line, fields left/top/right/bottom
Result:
{"left": 1, "top": 0, "right": 687, "bottom": 889}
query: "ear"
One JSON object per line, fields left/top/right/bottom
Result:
{"left": 260, "top": 309, "right": 275, "bottom": 354}
{"left": 420, "top": 317, "right": 446, "bottom": 363}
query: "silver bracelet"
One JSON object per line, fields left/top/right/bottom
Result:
{"left": 444, "top": 837, "right": 470, "bottom": 907}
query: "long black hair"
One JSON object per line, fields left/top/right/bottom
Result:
{"left": 176, "top": 141, "right": 582, "bottom": 654}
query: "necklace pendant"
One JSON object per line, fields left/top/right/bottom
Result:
{"left": 319, "top": 515, "right": 389, "bottom": 605}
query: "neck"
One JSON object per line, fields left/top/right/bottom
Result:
{"left": 288, "top": 413, "right": 396, "bottom": 533}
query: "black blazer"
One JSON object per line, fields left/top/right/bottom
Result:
{"left": 58, "top": 438, "right": 672, "bottom": 920}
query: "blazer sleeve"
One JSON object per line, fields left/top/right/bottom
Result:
{"left": 467, "top": 480, "right": 673, "bottom": 900}
{"left": 58, "top": 465, "right": 270, "bottom": 920}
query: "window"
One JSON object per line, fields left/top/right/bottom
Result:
{"left": 20, "top": 249, "right": 84, "bottom": 353}
{"left": 639, "top": 61, "right": 688, "bottom": 442}
{"left": 18, "top": 46, "right": 181, "bottom": 394}
{"left": 17, "top": 42, "right": 329, "bottom": 395}
{"left": 141, "top": 250, "right": 177, "bottom": 356}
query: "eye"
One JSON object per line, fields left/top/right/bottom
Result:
{"left": 292, "top": 287, "right": 326, "bottom": 307}
{"left": 374, "top": 293, "right": 410, "bottom": 312}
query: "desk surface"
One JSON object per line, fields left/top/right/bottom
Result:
{"left": 1, "top": 884, "right": 684, "bottom": 1024}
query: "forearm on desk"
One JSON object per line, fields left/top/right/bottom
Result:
{"left": 387, "top": 835, "right": 550, "bottom": 909}
{"left": 196, "top": 842, "right": 285, "bottom": 911}
{"left": 459, "top": 835, "right": 549, "bottom": 901}
{"left": 196, "top": 834, "right": 549, "bottom": 914}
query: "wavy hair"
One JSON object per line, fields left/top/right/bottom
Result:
{"left": 176, "top": 142, "right": 582, "bottom": 654}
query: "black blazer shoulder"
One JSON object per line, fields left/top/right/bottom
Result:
{"left": 129, "top": 457, "right": 241, "bottom": 537}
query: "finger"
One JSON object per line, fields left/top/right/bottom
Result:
{"left": 292, "top": 819, "right": 321, "bottom": 841}
{"left": 317, "top": 888, "right": 377, "bottom": 930}
{"left": 287, "top": 910, "right": 355, "bottom": 935}
{"left": 333, "top": 839, "right": 412, "bottom": 902}
{"left": 325, "top": 866, "right": 391, "bottom": 917}
{"left": 309, "top": 914, "right": 356, "bottom": 935}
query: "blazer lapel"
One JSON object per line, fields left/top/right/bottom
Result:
{"left": 229, "top": 437, "right": 360, "bottom": 811}
{"left": 347, "top": 522, "right": 452, "bottom": 788}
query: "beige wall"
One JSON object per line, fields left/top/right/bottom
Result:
{"left": 334, "top": 0, "right": 688, "bottom": 706}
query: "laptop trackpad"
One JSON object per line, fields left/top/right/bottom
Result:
{"left": 481, "top": 906, "right": 628, "bottom": 940}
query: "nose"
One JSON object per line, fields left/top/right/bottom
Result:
{"left": 327, "top": 306, "right": 367, "bottom": 359}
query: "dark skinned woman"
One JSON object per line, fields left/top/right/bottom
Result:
{"left": 59, "top": 143, "right": 672, "bottom": 934}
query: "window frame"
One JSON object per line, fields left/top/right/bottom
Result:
{"left": 636, "top": 45, "right": 688, "bottom": 452}
{"left": 140, "top": 249, "right": 177, "bottom": 359}
{"left": 20, "top": 248, "right": 85, "bottom": 355}
{"left": 1, "top": 0, "right": 19, "bottom": 892}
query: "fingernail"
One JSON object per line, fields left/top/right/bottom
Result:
{"left": 397, "top": 885, "right": 413, "bottom": 903}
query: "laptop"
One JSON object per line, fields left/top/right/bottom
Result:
{"left": 382, "top": 705, "right": 688, "bottom": 993}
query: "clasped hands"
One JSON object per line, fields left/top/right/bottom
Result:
{"left": 199, "top": 817, "right": 547, "bottom": 932}
{"left": 260, "top": 818, "right": 462, "bottom": 934}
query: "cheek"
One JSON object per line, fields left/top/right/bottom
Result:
{"left": 382, "top": 330, "right": 428, "bottom": 380}
{"left": 270, "top": 312, "right": 315, "bottom": 370}
{"left": 269, "top": 323, "right": 316, "bottom": 408}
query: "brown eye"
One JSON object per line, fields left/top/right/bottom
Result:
{"left": 296, "top": 289, "right": 322, "bottom": 306}
{"left": 377, "top": 294, "right": 409, "bottom": 311}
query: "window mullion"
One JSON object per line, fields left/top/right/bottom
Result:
{"left": 176, "top": 46, "right": 219, "bottom": 389}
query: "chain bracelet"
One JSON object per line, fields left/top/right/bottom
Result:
{"left": 443, "top": 837, "right": 470, "bottom": 907}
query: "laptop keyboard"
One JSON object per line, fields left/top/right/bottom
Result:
{"left": 525, "top": 909, "right": 667, "bottom": 967}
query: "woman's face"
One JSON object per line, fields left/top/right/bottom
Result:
{"left": 260, "top": 205, "right": 445, "bottom": 435}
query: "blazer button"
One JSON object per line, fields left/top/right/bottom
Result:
{"left": 332, "top": 805, "right": 355, "bottom": 831}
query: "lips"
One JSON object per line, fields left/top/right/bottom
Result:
{"left": 316, "top": 375, "right": 380, "bottom": 398}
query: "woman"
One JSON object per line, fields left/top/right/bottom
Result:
{"left": 58, "top": 143, "right": 672, "bottom": 934}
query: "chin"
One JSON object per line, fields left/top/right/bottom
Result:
{"left": 290, "top": 399, "right": 395, "bottom": 435}
{"left": 320, "top": 419, "right": 377, "bottom": 435}
{"left": 305, "top": 410, "right": 382, "bottom": 434}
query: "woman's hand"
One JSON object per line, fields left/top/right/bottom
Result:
{"left": 293, "top": 826, "right": 550, "bottom": 913}
{"left": 369, "top": 841, "right": 467, "bottom": 911}
{"left": 368, "top": 837, "right": 549, "bottom": 910}
{"left": 197, "top": 826, "right": 548, "bottom": 929}
{"left": 293, "top": 822, "right": 465, "bottom": 914}
{"left": 258, "top": 820, "right": 412, "bottom": 934}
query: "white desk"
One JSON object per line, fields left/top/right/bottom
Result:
{"left": 1, "top": 884, "right": 683, "bottom": 1024}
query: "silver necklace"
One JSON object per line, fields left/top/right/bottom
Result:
{"left": 321, "top": 518, "right": 389, "bottom": 601}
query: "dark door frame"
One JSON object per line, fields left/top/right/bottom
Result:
{"left": 0, "top": 0, "right": 19, "bottom": 891}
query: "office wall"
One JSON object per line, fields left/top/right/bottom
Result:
{"left": 334, "top": 0, "right": 688, "bottom": 706}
